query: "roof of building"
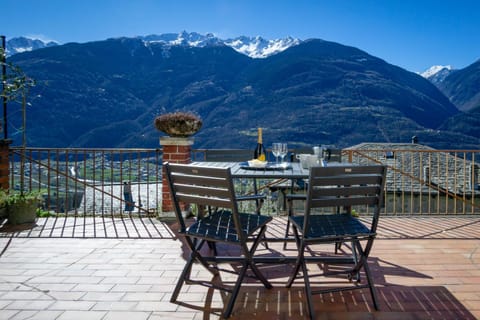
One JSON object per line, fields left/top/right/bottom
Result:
{"left": 344, "top": 143, "right": 478, "bottom": 195}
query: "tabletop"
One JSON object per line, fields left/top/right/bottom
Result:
{"left": 191, "top": 161, "right": 309, "bottom": 179}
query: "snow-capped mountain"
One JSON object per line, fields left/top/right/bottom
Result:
{"left": 5, "top": 36, "right": 58, "bottom": 56}
{"left": 224, "top": 35, "right": 301, "bottom": 58}
{"left": 420, "top": 65, "right": 454, "bottom": 86}
{"left": 141, "top": 31, "right": 223, "bottom": 47}
{"left": 5, "top": 32, "right": 300, "bottom": 59}
{"left": 140, "top": 31, "right": 301, "bottom": 58}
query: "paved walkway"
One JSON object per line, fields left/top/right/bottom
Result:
{"left": 0, "top": 218, "right": 479, "bottom": 319}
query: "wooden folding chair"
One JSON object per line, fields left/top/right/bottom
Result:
{"left": 286, "top": 165, "right": 387, "bottom": 319}
{"left": 284, "top": 149, "right": 343, "bottom": 249}
{"left": 165, "top": 163, "right": 273, "bottom": 318}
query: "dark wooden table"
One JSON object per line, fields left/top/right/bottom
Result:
{"left": 189, "top": 161, "right": 355, "bottom": 265}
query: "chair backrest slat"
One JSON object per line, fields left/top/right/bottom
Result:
{"left": 176, "top": 194, "right": 233, "bottom": 208}
{"left": 310, "top": 174, "right": 382, "bottom": 186}
{"left": 310, "top": 195, "right": 379, "bottom": 208}
{"left": 312, "top": 185, "right": 381, "bottom": 197}
{"left": 174, "top": 184, "right": 231, "bottom": 200}
{"left": 170, "top": 165, "right": 230, "bottom": 180}
{"left": 173, "top": 174, "right": 229, "bottom": 189}
{"left": 311, "top": 165, "right": 383, "bottom": 175}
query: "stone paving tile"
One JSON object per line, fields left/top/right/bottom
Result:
{"left": 121, "top": 292, "right": 165, "bottom": 301}
{"left": 149, "top": 283, "right": 177, "bottom": 293}
{"left": 33, "top": 283, "right": 78, "bottom": 292}
{"left": 92, "top": 269, "right": 130, "bottom": 277}
{"left": 0, "top": 310, "right": 19, "bottom": 320}
{"left": 111, "top": 284, "right": 152, "bottom": 292}
{"left": 92, "top": 301, "right": 138, "bottom": 311}
{"left": 81, "top": 292, "right": 126, "bottom": 301}
{"left": 103, "top": 311, "right": 151, "bottom": 320}
{"left": 4, "top": 299, "right": 54, "bottom": 310}
{"left": 45, "top": 291, "right": 86, "bottom": 300}
{"left": 56, "top": 310, "right": 107, "bottom": 320}
{"left": 150, "top": 312, "right": 200, "bottom": 319}
{"left": 49, "top": 300, "right": 96, "bottom": 310}
{"left": 28, "top": 275, "right": 69, "bottom": 283}
{"left": 72, "top": 283, "right": 114, "bottom": 292}
{"left": 0, "top": 291, "right": 46, "bottom": 300}
{"left": 101, "top": 276, "right": 141, "bottom": 284}
{"left": 134, "top": 301, "right": 179, "bottom": 312}
{"left": 62, "top": 276, "right": 104, "bottom": 284}
{"left": 10, "top": 310, "right": 64, "bottom": 320}
{"left": 137, "top": 276, "right": 177, "bottom": 285}
{"left": 56, "top": 268, "right": 96, "bottom": 276}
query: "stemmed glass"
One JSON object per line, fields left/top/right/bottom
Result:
{"left": 272, "top": 143, "right": 281, "bottom": 165}
{"left": 279, "top": 143, "right": 288, "bottom": 166}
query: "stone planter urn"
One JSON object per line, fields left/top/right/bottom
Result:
{"left": 154, "top": 112, "right": 202, "bottom": 138}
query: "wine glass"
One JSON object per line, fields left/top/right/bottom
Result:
{"left": 272, "top": 143, "right": 282, "bottom": 165}
{"left": 279, "top": 143, "right": 288, "bottom": 165}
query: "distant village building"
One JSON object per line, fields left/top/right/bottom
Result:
{"left": 345, "top": 143, "right": 480, "bottom": 214}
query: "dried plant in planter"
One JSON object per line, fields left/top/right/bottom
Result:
{"left": 154, "top": 112, "right": 203, "bottom": 137}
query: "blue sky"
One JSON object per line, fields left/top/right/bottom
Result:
{"left": 1, "top": 0, "right": 479, "bottom": 72}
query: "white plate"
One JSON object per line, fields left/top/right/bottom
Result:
{"left": 247, "top": 160, "right": 268, "bottom": 168}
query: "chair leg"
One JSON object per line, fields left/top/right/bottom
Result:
{"left": 286, "top": 236, "right": 315, "bottom": 319}
{"left": 363, "top": 258, "right": 379, "bottom": 310}
{"left": 248, "top": 261, "right": 272, "bottom": 289}
{"left": 206, "top": 241, "right": 218, "bottom": 255}
{"left": 350, "top": 239, "right": 371, "bottom": 278}
{"left": 251, "top": 179, "right": 269, "bottom": 250}
{"left": 286, "top": 254, "right": 302, "bottom": 288}
{"left": 351, "top": 240, "right": 379, "bottom": 309}
{"left": 223, "top": 226, "right": 272, "bottom": 317}
{"left": 246, "top": 226, "right": 273, "bottom": 289}
{"left": 283, "top": 198, "right": 294, "bottom": 250}
{"left": 223, "top": 261, "right": 249, "bottom": 318}
{"left": 171, "top": 239, "right": 218, "bottom": 303}
{"left": 334, "top": 241, "right": 340, "bottom": 254}
{"left": 301, "top": 257, "right": 315, "bottom": 320}
{"left": 258, "top": 200, "right": 269, "bottom": 250}
{"left": 286, "top": 235, "right": 305, "bottom": 288}
{"left": 170, "top": 250, "right": 196, "bottom": 303}
{"left": 350, "top": 240, "right": 361, "bottom": 282}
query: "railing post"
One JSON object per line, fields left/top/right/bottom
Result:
{"left": 160, "top": 137, "right": 193, "bottom": 213}
{"left": 0, "top": 139, "right": 12, "bottom": 190}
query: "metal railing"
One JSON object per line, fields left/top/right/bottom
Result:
{"left": 9, "top": 147, "right": 163, "bottom": 217}
{"left": 7, "top": 147, "right": 480, "bottom": 217}
{"left": 344, "top": 149, "right": 480, "bottom": 215}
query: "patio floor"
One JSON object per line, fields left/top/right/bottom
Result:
{"left": 0, "top": 216, "right": 479, "bottom": 319}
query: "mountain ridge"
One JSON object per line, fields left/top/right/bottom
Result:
{"left": 6, "top": 31, "right": 301, "bottom": 59}
{"left": 437, "top": 59, "right": 480, "bottom": 112}
{"left": 6, "top": 36, "right": 476, "bottom": 151}
{"left": 5, "top": 36, "right": 58, "bottom": 56}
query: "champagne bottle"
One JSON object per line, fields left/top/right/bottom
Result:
{"left": 253, "top": 128, "right": 266, "bottom": 161}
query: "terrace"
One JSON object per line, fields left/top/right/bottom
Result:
{"left": 0, "top": 145, "right": 479, "bottom": 319}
